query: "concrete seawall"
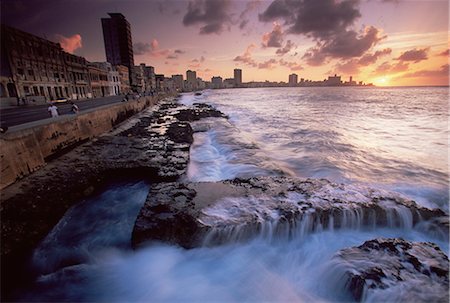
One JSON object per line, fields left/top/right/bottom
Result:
{"left": 0, "top": 95, "right": 163, "bottom": 190}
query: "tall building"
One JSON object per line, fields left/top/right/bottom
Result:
{"left": 172, "top": 74, "right": 184, "bottom": 91}
{"left": 101, "top": 13, "right": 134, "bottom": 71}
{"left": 211, "top": 76, "right": 223, "bottom": 89}
{"left": 288, "top": 73, "right": 298, "bottom": 86}
{"left": 186, "top": 70, "right": 197, "bottom": 91}
{"left": 234, "top": 69, "right": 242, "bottom": 87}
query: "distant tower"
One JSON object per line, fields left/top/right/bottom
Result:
{"left": 288, "top": 73, "right": 298, "bottom": 86}
{"left": 234, "top": 69, "right": 242, "bottom": 87}
{"left": 101, "top": 13, "right": 134, "bottom": 70}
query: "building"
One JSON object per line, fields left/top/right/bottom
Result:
{"left": 155, "top": 74, "right": 165, "bottom": 91}
{"left": 325, "top": 74, "right": 342, "bottom": 86}
{"left": 131, "top": 65, "right": 145, "bottom": 92}
{"left": 88, "top": 63, "right": 109, "bottom": 97}
{"left": 90, "top": 62, "right": 120, "bottom": 96}
{"left": 64, "top": 52, "right": 91, "bottom": 100}
{"left": 186, "top": 70, "right": 197, "bottom": 91}
{"left": 223, "top": 78, "right": 235, "bottom": 88}
{"left": 0, "top": 24, "right": 71, "bottom": 105}
{"left": 142, "top": 64, "right": 156, "bottom": 92}
{"left": 116, "top": 65, "right": 130, "bottom": 94}
{"left": 171, "top": 74, "right": 184, "bottom": 91}
{"left": 288, "top": 73, "right": 298, "bottom": 86}
{"left": 211, "top": 76, "right": 223, "bottom": 89}
{"left": 234, "top": 69, "right": 242, "bottom": 87}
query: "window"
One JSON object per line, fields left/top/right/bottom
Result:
{"left": 23, "top": 86, "right": 30, "bottom": 94}
{"left": 17, "top": 68, "right": 24, "bottom": 75}
{"left": 28, "top": 69, "right": 34, "bottom": 76}
{"left": 33, "top": 86, "right": 39, "bottom": 95}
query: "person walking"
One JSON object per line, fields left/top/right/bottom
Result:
{"left": 48, "top": 103, "right": 59, "bottom": 118}
{"left": 69, "top": 101, "right": 79, "bottom": 114}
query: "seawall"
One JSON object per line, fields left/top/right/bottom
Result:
{"left": 0, "top": 95, "right": 164, "bottom": 190}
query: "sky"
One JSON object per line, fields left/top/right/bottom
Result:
{"left": 1, "top": 0, "right": 449, "bottom": 86}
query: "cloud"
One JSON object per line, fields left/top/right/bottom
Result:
{"left": 279, "top": 58, "right": 302, "bottom": 71}
{"left": 258, "top": 58, "right": 278, "bottom": 69}
{"left": 400, "top": 64, "right": 449, "bottom": 78}
{"left": 167, "top": 54, "right": 178, "bottom": 59}
{"left": 174, "top": 49, "right": 186, "bottom": 54}
{"left": 358, "top": 48, "right": 392, "bottom": 65}
{"left": 55, "top": 34, "right": 82, "bottom": 54}
{"left": 276, "top": 40, "right": 295, "bottom": 56}
{"left": 262, "top": 22, "right": 284, "bottom": 48}
{"left": 133, "top": 42, "right": 152, "bottom": 55}
{"left": 374, "top": 60, "right": 409, "bottom": 75}
{"left": 259, "top": 0, "right": 361, "bottom": 39}
{"left": 133, "top": 39, "right": 173, "bottom": 57}
{"left": 334, "top": 59, "right": 360, "bottom": 75}
{"left": 182, "top": 0, "right": 232, "bottom": 35}
{"left": 395, "top": 48, "right": 429, "bottom": 63}
{"left": 233, "top": 44, "right": 257, "bottom": 67}
{"left": 239, "top": 0, "right": 262, "bottom": 30}
{"left": 438, "top": 49, "right": 449, "bottom": 57}
{"left": 302, "top": 47, "right": 328, "bottom": 66}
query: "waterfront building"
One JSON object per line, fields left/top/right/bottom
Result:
{"left": 131, "top": 65, "right": 145, "bottom": 92}
{"left": 142, "top": 64, "right": 156, "bottom": 92}
{"left": 101, "top": 13, "right": 134, "bottom": 72}
{"left": 171, "top": 74, "right": 184, "bottom": 91}
{"left": 197, "top": 77, "right": 206, "bottom": 90}
{"left": 116, "top": 65, "right": 130, "bottom": 94}
{"left": 64, "top": 52, "right": 91, "bottom": 100}
{"left": 223, "top": 78, "right": 235, "bottom": 88}
{"left": 88, "top": 63, "right": 109, "bottom": 97}
{"left": 91, "top": 62, "right": 120, "bottom": 96}
{"left": 211, "top": 76, "right": 223, "bottom": 89}
{"left": 155, "top": 74, "right": 165, "bottom": 91}
{"left": 288, "top": 73, "right": 298, "bottom": 86}
{"left": 186, "top": 70, "right": 197, "bottom": 91}
{"left": 325, "top": 74, "right": 342, "bottom": 86}
{"left": 234, "top": 69, "right": 242, "bottom": 87}
{"left": 0, "top": 24, "right": 71, "bottom": 105}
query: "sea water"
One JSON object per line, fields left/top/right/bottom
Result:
{"left": 21, "top": 87, "right": 449, "bottom": 302}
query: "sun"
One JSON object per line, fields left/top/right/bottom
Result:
{"left": 374, "top": 77, "right": 390, "bottom": 86}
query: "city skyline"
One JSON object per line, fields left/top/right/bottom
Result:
{"left": 1, "top": 0, "right": 448, "bottom": 86}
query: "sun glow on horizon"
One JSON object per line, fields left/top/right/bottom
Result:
{"left": 373, "top": 77, "right": 391, "bottom": 86}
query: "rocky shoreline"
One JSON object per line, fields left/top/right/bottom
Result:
{"left": 1, "top": 96, "right": 448, "bottom": 302}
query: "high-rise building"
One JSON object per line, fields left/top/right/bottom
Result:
{"left": 234, "top": 69, "right": 242, "bottom": 87}
{"left": 186, "top": 70, "right": 197, "bottom": 91}
{"left": 172, "top": 74, "right": 184, "bottom": 91}
{"left": 288, "top": 73, "right": 298, "bottom": 86}
{"left": 101, "top": 13, "right": 134, "bottom": 71}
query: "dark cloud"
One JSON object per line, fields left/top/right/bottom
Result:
{"left": 238, "top": 0, "right": 262, "bottom": 30}
{"left": 358, "top": 48, "right": 391, "bottom": 66}
{"left": 239, "top": 19, "right": 249, "bottom": 30}
{"left": 182, "top": 0, "right": 232, "bottom": 35}
{"left": 334, "top": 59, "right": 359, "bottom": 75}
{"left": 174, "top": 49, "right": 186, "bottom": 54}
{"left": 396, "top": 48, "right": 429, "bottom": 63}
{"left": 233, "top": 44, "right": 258, "bottom": 67}
{"left": 302, "top": 47, "right": 328, "bottom": 66}
{"left": 279, "top": 58, "right": 302, "bottom": 71}
{"left": 258, "top": 58, "right": 277, "bottom": 69}
{"left": 259, "top": 0, "right": 361, "bottom": 39}
{"left": 276, "top": 40, "right": 295, "bottom": 56}
{"left": 134, "top": 42, "right": 152, "bottom": 55}
{"left": 167, "top": 54, "right": 178, "bottom": 59}
{"left": 262, "top": 23, "right": 284, "bottom": 48}
{"left": 321, "top": 26, "right": 384, "bottom": 58}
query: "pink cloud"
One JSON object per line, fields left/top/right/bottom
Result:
{"left": 55, "top": 34, "right": 82, "bottom": 54}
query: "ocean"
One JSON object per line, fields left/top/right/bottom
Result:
{"left": 19, "top": 87, "right": 449, "bottom": 302}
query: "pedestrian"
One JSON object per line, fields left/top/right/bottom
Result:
{"left": 0, "top": 122, "right": 8, "bottom": 133}
{"left": 48, "top": 103, "right": 59, "bottom": 117}
{"left": 70, "top": 101, "right": 79, "bottom": 114}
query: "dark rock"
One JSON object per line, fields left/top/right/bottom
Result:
{"left": 334, "top": 238, "right": 449, "bottom": 302}
{"left": 132, "top": 176, "right": 448, "bottom": 248}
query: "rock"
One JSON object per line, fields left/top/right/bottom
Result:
{"left": 333, "top": 238, "right": 449, "bottom": 302}
{"left": 132, "top": 176, "right": 448, "bottom": 248}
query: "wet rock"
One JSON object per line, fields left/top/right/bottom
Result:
{"left": 334, "top": 238, "right": 449, "bottom": 302}
{"left": 174, "top": 103, "right": 227, "bottom": 121}
{"left": 132, "top": 176, "right": 448, "bottom": 248}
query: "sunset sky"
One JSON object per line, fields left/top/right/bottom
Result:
{"left": 2, "top": 0, "right": 449, "bottom": 86}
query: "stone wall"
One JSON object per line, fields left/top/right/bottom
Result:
{"left": 0, "top": 96, "right": 161, "bottom": 189}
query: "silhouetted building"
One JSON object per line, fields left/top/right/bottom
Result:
{"left": 172, "top": 74, "right": 184, "bottom": 91}
{"left": 223, "top": 78, "right": 235, "bottom": 88}
{"left": 234, "top": 68, "right": 242, "bottom": 87}
{"left": 325, "top": 74, "right": 342, "bottom": 86}
{"left": 142, "top": 64, "right": 155, "bottom": 91}
{"left": 186, "top": 70, "right": 197, "bottom": 91}
{"left": 211, "top": 76, "right": 223, "bottom": 89}
{"left": 101, "top": 13, "right": 134, "bottom": 74}
{"left": 289, "top": 73, "right": 298, "bottom": 86}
